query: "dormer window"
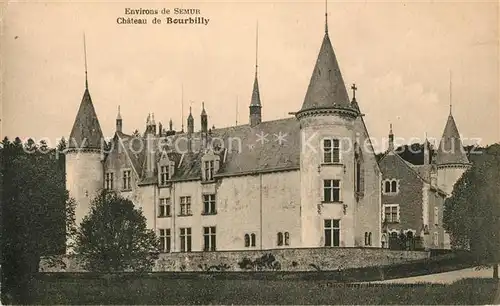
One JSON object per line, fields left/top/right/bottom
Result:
{"left": 382, "top": 179, "right": 399, "bottom": 195}
{"left": 158, "top": 152, "right": 175, "bottom": 186}
{"left": 122, "top": 170, "right": 131, "bottom": 190}
{"left": 323, "top": 138, "right": 340, "bottom": 164}
{"left": 160, "top": 165, "right": 170, "bottom": 185}
{"left": 204, "top": 160, "right": 214, "bottom": 181}
{"left": 201, "top": 150, "right": 220, "bottom": 182}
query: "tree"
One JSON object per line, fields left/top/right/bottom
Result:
{"left": 76, "top": 190, "right": 160, "bottom": 272}
{"left": 444, "top": 144, "right": 500, "bottom": 278}
{"left": 1, "top": 137, "right": 69, "bottom": 304}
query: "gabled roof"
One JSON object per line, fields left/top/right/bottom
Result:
{"left": 68, "top": 88, "right": 104, "bottom": 149}
{"left": 436, "top": 113, "right": 470, "bottom": 165}
{"left": 250, "top": 74, "right": 261, "bottom": 107}
{"left": 300, "top": 33, "right": 354, "bottom": 112}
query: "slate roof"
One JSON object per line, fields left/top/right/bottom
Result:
{"left": 107, "top": 118, "right": 301, "bottom": 183}
{"left": 300, "top": 33, "right": 355, "bottom": 112}
{"left": 436, "top": 114, "right": 470, "bottom": 165}
{"left": 68, "top": 89, "right": 104, "bottom": 149}
{"left": 250, "top": 74, "right": 261, "bottom": 107}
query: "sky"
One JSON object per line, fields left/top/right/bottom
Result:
{"left": 2, "top": 0, "right": 499, "bottom": 152}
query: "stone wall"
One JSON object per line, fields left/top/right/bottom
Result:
{"left": 40, "top": 247, "right": 429, "bottom": 272}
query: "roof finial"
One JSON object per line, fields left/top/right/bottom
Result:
{"left": 325, "top": 0, "right": 328, "bottom": 34}
{"left": 181, "top": 84, "right": 184, "bottom": 132}
{"left": 83, "top": 33, "right": 88, "bottom": 89}
{"left": 449, "top": 69, "right": 453, "bottom": 115}
{"left": 236, "top": 95, "right": 239, "bottom": 126}
{"left": 255, "top": 20, "right": 259, "bottom": 77}
{"left": 351, "top": 83, "right": 357, "bottom": 101}
{"left": 117, "top": 105, "right": 122, "bottom": 120}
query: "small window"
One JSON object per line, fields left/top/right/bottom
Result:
{"left": 368, "top": 232, "right": 372, "bottom": 246}
{"left": 383, "top": 179, "right": 399, "bottom": 195}
{"left": 434, "top": 207, "right": 439, "bottom": 226}
{"left": 284, "top": 232, "right": 290, "bottom": 246}
{"left": 433, "top": 232, "right": 439, "bottom": 246}
{"left": 364, "top": 232, "right": 368, "bottom": 246}
{"left": 105, "top": 172, "right": 114, "bottom": 190}
{"left": 122, "top": 170, "right": 131, "bottom": 190}
{"left": 244, "top": 234, "right": 250, "bottom": 247}
{"left": 323, "top": 179, "right": 341, "bottom": 202}
{"left": 277, "top": 232, "right": 284, "bottom": 246}
{"left": 251, "top": 233, "right": 256, "bottom": 247}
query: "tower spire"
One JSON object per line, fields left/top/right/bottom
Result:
{"left": 181, "top": 84, "right": 184, "bottom": 132}
{"left": 449, "top": 70, "right": 452, "bottom": 115}
{"left": 255, "top": 20, "right": 259, "bottom": 77}
{"left": 325, "top": 0, "right": 328, "bottom": 34}
{"left": 83, "top": 33, "right": 88, "bottom": 89}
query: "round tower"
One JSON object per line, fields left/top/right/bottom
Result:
{"left": 436, "top": 111, "right": 471, "bottom": 195}
{"left": 295, "top": 19, "right": 360, "bottom": 247}
{"left": 66, "top": 83, "right": 104, "bottom": 251}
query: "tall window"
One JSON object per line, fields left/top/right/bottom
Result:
{"left": 159, "top": 229, "right": 171, "bottom": 252}
{"left": 203, "top": 194, "right": 216, "bottom": 215}
{"left": 364, "top": 232, "right": 372, "bottom": 246}
{"left": 434, "top": 207, "right": 439, "bottom": 225}
{"left": 122, "top": 170, "right": 131, "bottom": 190}
{"left": 384, "top": 204, "right": 400, "bottom": 223}
{"left": 355, "top": 161, "right": 361, "bottom": 192}
{"left": 203, "top": 226, "right": 216, "bottom": 251}
{"left": 204, "top": 160, "right": 214, "bottom": 181}
{"left": 158, "top": 198, "right": 171, "bottom": 217}
{"left": 251, "top": 233, "right": 256, "bottom": 247}
{"left": 105, "top": 172, "right": 114, "bottom": 190}
{"left": 180, "top": 227, "right": 192, "bottom": 252}
{"left": 284, "top": 232, "right": 290, "bottom": 246}
{"left": 180, "top": 196, "right": 192, "bottom": 216}
{"left": 323, "top": 138, "right": 340, "bottom": 163}
{"left": 160, "top": 165, "right": 170, "bottom": 185}
{"left": 324, "top": 219, "right": 340, "bottom": 247}
{"left": 277, "top": 232, "right": 284, "bottom": 246}
{"left": 433, "top": 232, "right": 439, "bottom": 246}
{"left": 244, "top": 234, "right": 250, "bottom": 247}
{"left": 323, "top": 179, "right": 341, "bottom": 202}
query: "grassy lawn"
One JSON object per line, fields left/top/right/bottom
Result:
{"left": 33, "top": 276, "right": 498, "bottom": 305}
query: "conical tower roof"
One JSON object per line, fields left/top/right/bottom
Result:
{"left": 300, "top": 33, "right": 353, "bottom": 112}
{"left": 250, "top": 75, "right": 261, "bottom": 107}
{"left": 436, "top": 113, "right": 469, "bottom": 165}
{"left": 68, "top": 88, "right": 104, "bottom": 149}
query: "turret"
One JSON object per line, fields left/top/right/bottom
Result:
{"left": 116, "top": 106, "right": 122, "bottom": 133}
{"left": 201, "top": 102, "right": 208, "bottom": 148}
{"left": 187, "top": 107, "right": 194, "bottom": 152}
{"left": 249, "top": 22, "right": 262, "bottom": 127}
{"left": 66, "top": 65, "right": 104, "bottom": 252}
{"left": 295, "top": 6, "right": 360, "bottom": 248}
{"left": 436, "top": 110, "right": 471, "bottom": 195}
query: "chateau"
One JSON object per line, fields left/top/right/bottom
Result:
{"left": 65, "top": 10, "right": 469, "bottom": 253}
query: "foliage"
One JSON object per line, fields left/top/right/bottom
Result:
{"left": 1, "top": 137, "right": 69, "bottom": 304}
{"left": 237, "top": 253, "right": 281, "bottom": 271}
{"left": 443, "top": 144, "right": 500, "bottom": 264}
{"left": 76, "top": 190, "right": 160, "bottom": 272}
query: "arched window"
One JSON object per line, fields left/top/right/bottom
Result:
{"left": 250, "top": 233, "right": 256, "bottom": 247}
{"left": 391, "top": 180, "right": 397, "bottom": 193}
{"left": 368, "top": 232, "right": 372, "bottom": 246}
{"left": 364, "top": 232, "right": 368, "bottom": 245}
{"left": 244, "top": 234, "right": 250, "bottom": 247}
{"left": 284, "top": 232, "right": 290, "bottom": 246}
{"left": 384, "top": 181, "right": 391, "bottom": 193}
{"left": 277, "top": 232, "right": 284, "bottom": 246}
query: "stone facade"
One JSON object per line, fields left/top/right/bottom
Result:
{"left": 40, "top": 248, "right": 430, "bottom": 272}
